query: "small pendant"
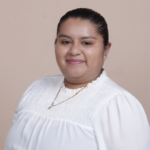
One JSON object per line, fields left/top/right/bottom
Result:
{"left": 48, "top": 106, "right": 53, "bottom": 109}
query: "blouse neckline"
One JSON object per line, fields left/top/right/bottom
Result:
{"left": 61, "top": 69, "right": 107, "bottom": 95}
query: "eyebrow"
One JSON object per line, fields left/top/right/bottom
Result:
{"left": 58, "top": 34, "right": 97, "bottom": 40}
{"left": 81, "top": 36, "right": 97, "bottom": 40}
{"left": 58, "top": 34, "right": 71, "bottom": 39}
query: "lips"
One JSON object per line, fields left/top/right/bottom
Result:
{"left": 66, "top": 59, "right": 85, "bottom": 65}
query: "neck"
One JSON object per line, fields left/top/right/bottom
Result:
{"left": 64, "top": 70, "right": 102, "bottom": 89}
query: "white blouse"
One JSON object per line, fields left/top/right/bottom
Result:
{"left": 4, "top": 70, "right": 150, "bottom": 150}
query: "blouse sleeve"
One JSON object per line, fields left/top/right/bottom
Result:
{"left": 92, "top": 91, "right": 150, "bottom": 150}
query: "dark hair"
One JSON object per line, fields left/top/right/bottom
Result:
{"left": 56, "top": 8, "right": 109, "bottom": 47}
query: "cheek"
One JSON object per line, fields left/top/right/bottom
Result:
{"left": 83, "top": 47, "right": 104, "bottom": 66}
{"left": 55, "top": 45, "right": 67, "bottom": 60}
{"left": 55, "top": 45, "right": 70, "bottom": 68}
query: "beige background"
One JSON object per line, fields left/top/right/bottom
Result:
{"left": 0, "top": 0, "right": 150, "bottom": 149}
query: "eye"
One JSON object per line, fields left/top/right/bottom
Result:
{"left": 61, "top": 40, "right": 71, "bottom": 44}
{"left": 82, "top": 41, "right": 92, "bottom": 45}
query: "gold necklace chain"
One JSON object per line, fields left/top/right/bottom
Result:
{"left": 48, "top": 81, "right": 87, "bottom": 109}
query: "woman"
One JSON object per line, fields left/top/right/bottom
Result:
{"left": 4, "top": 8, "right": 150, "bottom": 150}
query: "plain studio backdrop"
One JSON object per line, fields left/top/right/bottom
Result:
{"left": 0, "top": 0, "right": 150, "bottom": 149}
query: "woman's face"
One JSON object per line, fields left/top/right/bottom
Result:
{"left": 55, "top": 18, "right": 111, "bottom": 83}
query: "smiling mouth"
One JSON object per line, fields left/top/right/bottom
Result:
{"left": 66, "top": 59, "right": 85, "bottom": 65}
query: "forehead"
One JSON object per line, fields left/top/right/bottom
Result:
{"left": 58, "top": 18, "right": 100, "bottom": 37}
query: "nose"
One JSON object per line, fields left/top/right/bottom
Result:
{"left": 68, "top": 43, "right": 81, "bottom": 56}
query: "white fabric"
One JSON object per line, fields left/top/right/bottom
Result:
{"left": 4, "top": 70, "right": 150, "bottom": 150}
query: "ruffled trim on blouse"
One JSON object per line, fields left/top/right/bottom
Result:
{"left": 61, "top": 69, "right": 108, "bottom": 94}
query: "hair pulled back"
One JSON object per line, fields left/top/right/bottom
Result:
{"left": 56, "top": 8, "right": 109, "bottom": 47}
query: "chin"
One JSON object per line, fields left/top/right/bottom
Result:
{"left": 59, "top": 63, "right": 88, "bottom": 78}
{"left": 63, "top": 69, "right": 86, "bottom": 78}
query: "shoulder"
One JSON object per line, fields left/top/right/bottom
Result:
{"left": 94, "top": 76, "right": 149, "bottom": 125}
{"left": 103, "top": 90, "right": 145, "bottom": 117}
{"left": 103, "top": 76, "right": 127, "bottom": 94}
{"left": 101, "top": 75, "right": 139, "bottom": 103}
{"left": 93, "top": 77, "right": 150, "bottom": 150}
{"left": 15, "top": 74, "right": 64, "bottom": 112}
{"left": 93, "top": 77, "right": 150, "bottom": 131}
{"left": 33, "top": 74, "right": 64, "bottom": 86}
{"left": 24, "top": 74, "right": 64, "bottom": 93}
{"left": 22, "top": 74, "right": 64, "bottom": 99}
{"left": 95, "top": 75, "right": 148, "bottom": 120}
{"left": 95, "top": 74, "right": 140, "bottom": 106}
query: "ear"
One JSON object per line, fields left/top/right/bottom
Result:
{"left": 54, "top": 38, "right": 57, "bottom": 44}
{"left": 104, "top": 42, "right": 111, "bottom": 61}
